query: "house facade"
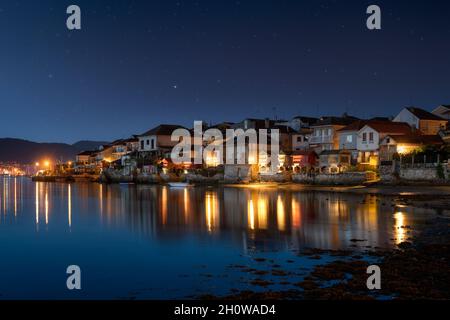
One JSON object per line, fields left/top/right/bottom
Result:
{"left": 138, "top": 124, "right": 187, "bottom": 157}
{"left": 309, "top": 115, "right": 358, "bottom": 152}
{"left": 318, "top": 150, "right": 351, "bottom": 173}
{"left": 337, "top": 120, "right": 368, "bottom": 164}
{"left": 76, "top": 151, "right": 94, "bottom": 166}
{"left": 394, "top": 107, "right": 448, "bottom": 135}
{"left": 356, "top": 122, "right": 413, "bottom": 165}
{"left": 291, "top": 150, "right": 317, "bottom": 173}
{"left": 292, "top": 128, "right": 313, "bottom": 151}
{"left": 379, "top": 134, "right": 443, "bottom": 161}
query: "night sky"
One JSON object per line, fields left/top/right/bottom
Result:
{"left": 1, "top": 0, "right": 450, "bottom": 143}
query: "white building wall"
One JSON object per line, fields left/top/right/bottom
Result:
{"left": 394, "top": 109, "right": 419, "bottom": 129}
{"left": 357, "top": 126, "right": 380, "bottom": 151}
{"left": 138, "top": 135, "right": 157, "bottom": 152}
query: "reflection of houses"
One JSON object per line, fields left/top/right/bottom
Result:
{"left": 380, "top": 135, "right": 443, "bottom": 161}
{"left": 291, "top": 150, "right": 318, "bottom": 173}
{"left": 319, "top": 150, "right": 351, "bottom": 173}
{"left": 394, "top": 107, "right": 448, "bottom": 135}
{"left": 356, "top": 121, "right": 413, "bottom": 166}
{"left": 310, "top": 114, "right": 359, "bottom": 152}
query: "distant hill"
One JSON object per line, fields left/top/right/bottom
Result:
{"left": 0, "top": 138, "right": 109, "bottom": 164}
{"left": 72, "top": 140, "right": 109, "bottom": 152}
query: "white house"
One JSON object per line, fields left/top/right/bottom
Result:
{"left": 138, "top": 124, "right": 187, "bottom": 156}
{"left": 356, "top": 122, "right": 413, "bottom": 165}
{"left": 432, "top": 105, "right": 450, "bottom": 121}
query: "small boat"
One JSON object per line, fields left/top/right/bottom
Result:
{"left": 168, "top": 182, "right": 193, "bottom": 188}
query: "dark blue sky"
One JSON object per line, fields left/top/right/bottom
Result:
{"left": 1, "top": 0, "right": 450, "bottom": 143}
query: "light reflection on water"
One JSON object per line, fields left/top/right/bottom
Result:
{"left": 0, "top": 176, "right": 437, "bottom": 299}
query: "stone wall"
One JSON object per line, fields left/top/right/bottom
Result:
{"left": 185, "top": 173, "right": 223, "bottom": 183}
{"left": 379, "top": 164, "right": 396, "bottom": 182}
{"left": 259, "top": 173, "right": 291, "bottom": 183}
{"left": 399, "top": 167, "right": 438, "bottom": 181}
{"left": 224, "top": 164, "right": 257, "bottom": 183}
{"left": 379, "top": 162, "right": 449, "bottom": 182}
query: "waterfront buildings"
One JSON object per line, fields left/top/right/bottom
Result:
{"left": 394, "top": 107, "right": 448, "bottom": 135}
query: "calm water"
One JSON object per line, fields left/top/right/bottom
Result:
{"left": 0, "top": 176, "right": 436, "bottom": 299}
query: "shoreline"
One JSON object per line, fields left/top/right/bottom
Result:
{"left": 199, "top": 208, "right": 450, "bottom": 300}
{"left": 28, "top": 175, "right": 450, "bottom": 198}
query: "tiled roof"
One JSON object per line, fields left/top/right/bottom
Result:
{"left": 338, "top": 120, "right": 369, "bottom": 132}
{"left": 140, "top": 124, "right": 186, "bottom": 137}
{"left": 77, "top": 150, "right": 95, "bottom": 156}
{"left": 364, "top": 121, "right": 413, "bottom": 134}
{"left": 312, "top": 115, "right": 359, "bottom": 127}
{"left": 292, "top": 116, "right": 319, "bottom": 124}
{"left": 406, "top": 107, "right": 445, "bottom": 121}
{"left": 387, "top": 134, "right": 443, "bottom": 145}
{"left": 270, "top": 125, "right": 299, "bottom": 134}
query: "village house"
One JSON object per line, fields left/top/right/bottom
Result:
{"left": 432, "top": 105, "right": 450, "bottom": 121}
{"left": 138, "top": 124, "right": 187, "bottom": 157}
{"left": 356, "top": 121, "right": 413, "bottom": 166}
{"left": 291, "top": 150, "right": 318, "bottom": 173}
{"left": 337, "top": 118, "right": 393, "bottom": 164}
{"left": 76, "top": 150, "right": 95, "bottom": 166}
{"left": 318, "top": 150, "right": 351, "bottom": 173}
{"left": 292, "top": 128, "right": 313, "bottom": 151}
{"left": 275, "top": 116, "right": 318, "bottom": 131}
{"left": 379, "top": 134, "right": 444, "bottom": 161}
{"left": 338, "top": 120, "right": 369, "bottom": 164}
{"left": 394, "top": 107, "right": 448, "bottom": 135}
{"left": 309, "top": 114, "right": 359, "bottom": 152}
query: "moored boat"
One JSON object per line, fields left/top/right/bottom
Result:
{"left": 167, "top": 182, "right": 193, "bottom": 188}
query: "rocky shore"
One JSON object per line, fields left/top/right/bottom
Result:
{"left": 199, "top": 199, "right": 450, "bottom": 300}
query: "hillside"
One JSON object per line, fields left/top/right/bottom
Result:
{"left": 0, "top": 138, "right": 108, "bottom": 164}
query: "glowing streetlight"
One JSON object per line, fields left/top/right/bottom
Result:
{"left": 35, "top": 162, "right": 40, "bottom": 167}
{"left": 44, "top": 161, "right": 50, "bottom": 168}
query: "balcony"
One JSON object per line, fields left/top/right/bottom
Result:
{"left": 310, "top": 135, "right": 333, "bottom": 144}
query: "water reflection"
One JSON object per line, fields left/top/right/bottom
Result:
{"left": 205, "top": 191, "right": 219, "bottom": 233}
{"left": 68, "top": 184, "right": 72, "bottom": 229}
{"left": 394, "top": 211, "right": 407, "bottom": 244}
{"left": 0, "top": 176, "right": 438, "bottom": 250}
{"left": 35, "top": 182, "right": 39, "bottom": 226}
